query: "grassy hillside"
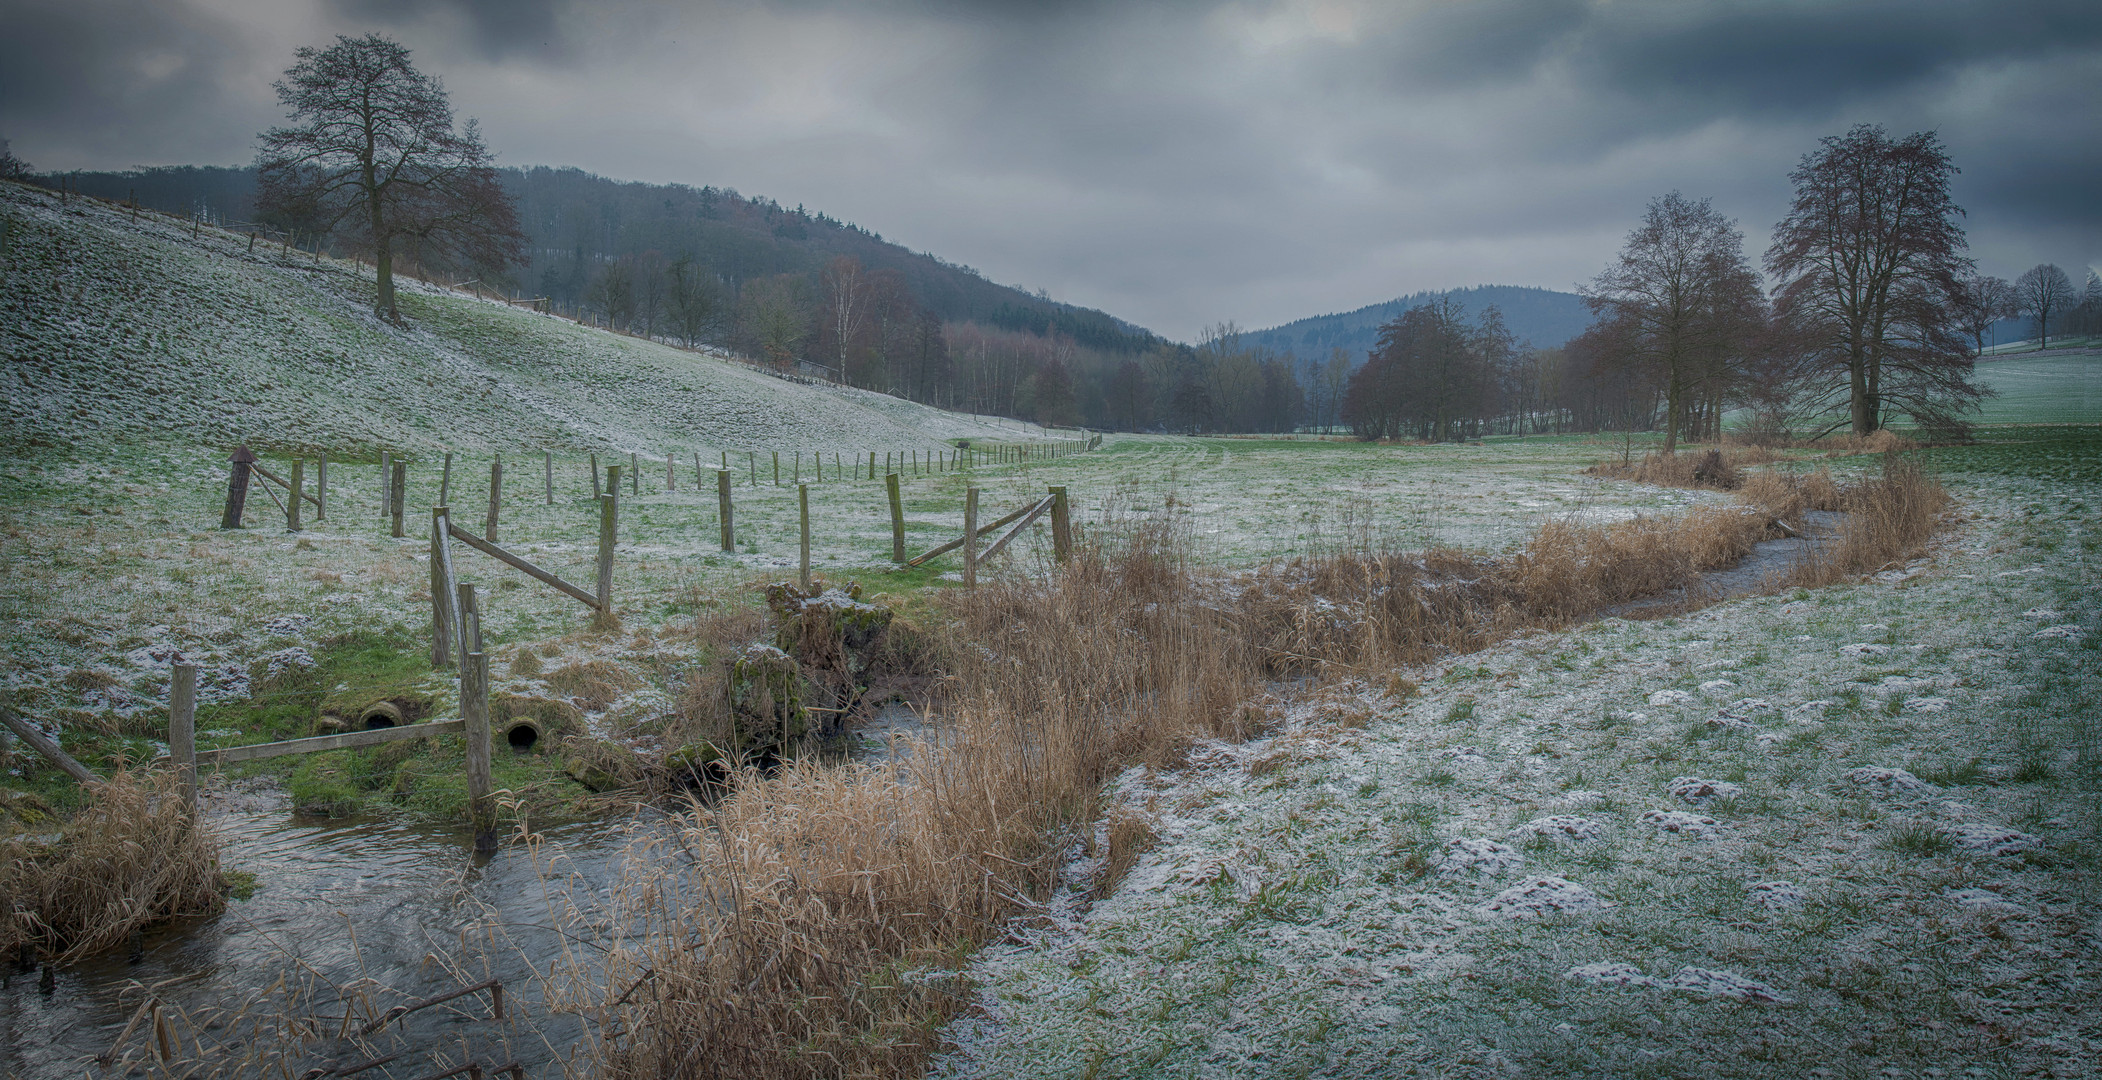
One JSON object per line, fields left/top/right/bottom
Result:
{"left": 0, "top": 180, "right": 1028, "bottom": 457}
{"left": 1973, "top": 350, "right": 2102, "bottom": 425}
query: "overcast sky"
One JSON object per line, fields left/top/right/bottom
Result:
{"left": 4, "top": 0, "right": 2098, "bottom": 340}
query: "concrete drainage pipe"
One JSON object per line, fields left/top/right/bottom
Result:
{"left": 502, "top": 717, "right": 545, "bottom": 751}
{"left": 359, "top": 702, "right": 403, "bottom": 730}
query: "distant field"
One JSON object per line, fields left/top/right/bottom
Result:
{"left": 1972, "top": 350, "right": 2102, "bottom": 425}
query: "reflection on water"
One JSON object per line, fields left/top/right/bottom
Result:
{"left": 1, "top": 794, "right": 641, "bottom": 1079}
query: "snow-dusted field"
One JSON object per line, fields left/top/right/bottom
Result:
{"left": 0, "top": 180, "right": 1027, "bottom": 455}
{"left": 931, "top": 443, "right": 2102, "bottom": 1078}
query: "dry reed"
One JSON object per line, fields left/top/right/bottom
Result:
{"left": 1790, "top": 454, "right": 1947, "bottom": 586}
{"left": 563, "top": 464, "right": 1948, "bottom": 1078}
{"left": 1, "top": 768, "right": 223, "bottom": 964}
{"left": 567, "top": 513, "right": 1262, "bottom": 1078}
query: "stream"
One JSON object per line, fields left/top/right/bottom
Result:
{"left": 1, "top": 796, "right": 636, "bottom": 1079}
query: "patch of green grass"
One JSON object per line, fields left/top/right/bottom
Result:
{"left": 1884, "top": 821, "right": 1955, "bottom": 857}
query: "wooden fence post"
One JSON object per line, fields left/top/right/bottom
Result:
{"left": 590, "top": 454, "right": 601, "bottom": 498}
{"left": 667, "top": 453, "right": 676, "bottom": 491}
{"left": 868, "top": 452, "right": 876, "bottom": 480}
{"left": 749, "top": 452, "right": 756, "bottom": 488}
{"left": 630, "top": 453, "right": 639, "bottom": 495}
{"left": 431, "top": 508, "right": 457, "bottom": 669}
{"left": 886, "top": 472, "right": 906, "bottom": 563}
{"left": 379, "top": 452, "right": 391, "bottom": 517}
{"left": 545, "top": 451, "right": 554, "bottom": 505}
{"left": 717, "top": 469, "right": 735, "bottom": 553}
{"left": 221, "top": 447, "right": 254, "bottom": 530}
{"left": 1049, "top": 486, "right": 1072, "bottom": 564}
{"left": 773, "top": 451, "right": 780, "bottom": 486}
{"left": 963, "top": 486, "right": 979, "bottom": 588}
{"left": 793, "top": 451, "right": 800, "bottom": 485}
{"left": 596, "top": 466, "right": 620, "bottom": 613}
{"left": 799, "top": 484, "right": 811, "bottom": 589}
{"left": 439, "top": 451, "right": 453, "bottom": 506}
{"left": 170, "top": 663, "right": 198, "bottom": 813}
{"left": 316, "top": 455, "right": 327, "bottom": 521}
{"left": 485, "top": 455, "right": 502, "bottom": 543}
{"left": 389, "top": 461, "right": 407, "bottom": 538}
{"left": 693, "top": 452, "right": 704, "bottom": 491}
{"left": 456, "top": 583, "right": 496, "bottom": 854}
{"left": 288, "top": 459, "right": 304, "bottom": 531}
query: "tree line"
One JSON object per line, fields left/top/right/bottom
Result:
{"left": 1337, "top": 124, "right": 2096, "bottom": 445}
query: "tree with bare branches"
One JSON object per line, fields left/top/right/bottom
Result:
{"left": 1583, "top": 192, "right": 1763, "bottom": 453}
{"left": 1952, "top": 272, "right": 2018, "bottom": 356}
{"left": 2015, "top": 264, "right": 2076, "bottom": 350}
{"left": 255, "top": 34, "right": 523, "bottom": 321}
{"left": 1766, "top": 125, "right": 1980, "bottom": 437}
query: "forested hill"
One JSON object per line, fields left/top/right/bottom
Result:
{"left": 1246, "top": 285, "right": 1593, "bottom": 363}
{"left": 47, "top": 164, "right": 1159, "bottom": 353}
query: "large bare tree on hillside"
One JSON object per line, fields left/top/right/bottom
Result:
{"left": 256, "top": 34, "right": 523, "bottom": 321}
{"left": 1583, "top": 192, "right": 1763, "bottom": 453}
{"left": 1766, "top": 125, "right": 1979, "bottom": 436}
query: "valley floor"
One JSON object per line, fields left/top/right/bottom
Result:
{"left": 932, "top": 432, "right": 2101, "bottom": 1079}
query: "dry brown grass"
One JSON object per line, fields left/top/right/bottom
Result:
{"left": 564, "top": 515, "right": 1263, "bottom": 1078}
{"left": 543, "top": 659, "right": 641, "bottom": 711}
{"left": 1791, "top": 455, "right": 1948, "bottom": 586}
{"left": 564, "top": 464, "right": 1950, "bottom": 1078}
{"left": 1585, "top": 446, "right": 1757, "bottom": 490}
{"left": 0, "top": 769, "right": 223, "bottom": 963}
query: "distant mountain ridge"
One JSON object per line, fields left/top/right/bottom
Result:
{"left": 1246, "top": 285, "right": 1594, "bottom": 363}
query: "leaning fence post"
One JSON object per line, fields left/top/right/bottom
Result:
{"left": 963, "top": 486, "right": 980, "bottom": 588}
{"left": 717, "top": 469, "right": 735, "bottom": 553}
{"left": 288, "top": 459, "right": 304, "bottom": 531}
{"left": 667, "top": 453, "right": 676, "bottom": 492}
{"left": 544, "top": 451, "right": 554, "bottom": 505}
{"left": 799, "top": 484, "right": 811, "bottom": 589}
{"left": 886, "top": 472, "right": 906, "bottom": 563}
{"left": 630, "top": 453, "right": 639, "bottom": 495}
{"left": 316, "top": 455, "right": 327, "bottom": 520}
{"left": 590, "top": 454, "right": 601, "bottom": 498}
{"left": 379, "top": 452, "right": 391, "bottom": 517}
{"left": 596, "top": 467, "right": 620, "bottom": 613}
{"left": 389, "top": 461, "right": 408, "bottom": 539}
{"left": 749, "top": 452, "right": 756, "bottom": 488}
{"left": 170, "top": 663, "right": 198, "bottom": 813}
{"left": 1049, "top": 486, "right": 1072, "bottom": 564}
{"left": 220, "top": 446, "right": 254, "bottom": 529}
{"left": 439, "top": 451, "right": 454, "bottom": 506}
{"left": 485, "top": 455, "right": 502, "bottom": 542}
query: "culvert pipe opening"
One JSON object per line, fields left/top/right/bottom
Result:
{"left": 359, "top": 702, "right": 403, "bottom": 730}
{"left": 503, "top": 718, "right": 544, "bottom": 751}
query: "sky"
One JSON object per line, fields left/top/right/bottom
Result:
{"left": 3, "top": 0, "right": 2099, "bottom": 341}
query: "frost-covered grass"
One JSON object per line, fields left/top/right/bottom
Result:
{"left": 0, "top": 179, "right": 1030, "bottom": 456}
{"left": 934, "top": 427, "right": 2102, "bottom": 1079}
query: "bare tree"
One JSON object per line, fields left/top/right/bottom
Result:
{"left": 256, "top": 34, "right": 524, "bottom": 320}
{"left": 1951, "top": 273, "right": 2018, "bottom": 356}
{"left": 1766, "top": 125, "right": 1979, "bottom": 437}
{"left": 2014, "top": 264, "right": 2076, "bottom": 350}
{"left": 0, "top": 138, "right": 32, "bottom": 182}
{"left": 666, "top": 256, "right": 727, "bottom": 347}
{"left": 736, "top": 274, "right": 813, "bottom": 367}
{"left": 1583, "top": 192, "right": 1762, "bottom": 452}
{"left": 820, "top": 256, "right": 870, "bottom": 383}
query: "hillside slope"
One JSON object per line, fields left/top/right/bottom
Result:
{"left": 1246, "top": 284, "right": 1594, "bottom": 363}
{"left": 0, "top": 181, "right": 1024, "bottom": 456}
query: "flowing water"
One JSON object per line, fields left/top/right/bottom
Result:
{"left": 1, "top": 790, "right": 643, "bottom": 1079}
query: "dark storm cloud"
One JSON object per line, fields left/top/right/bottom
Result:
{"left": 0, "top": 0, "right": 260, "bottom": 167}
{"left": 324, "top": 0, "right": 573, "bottom": 62}
{"left": 5, "top": 0, "right": 2098, "bottom": 336}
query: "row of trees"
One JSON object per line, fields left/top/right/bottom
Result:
{"left": 214, "top": 36, "right": 2092, "bottom": 438}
